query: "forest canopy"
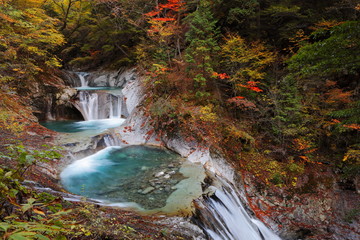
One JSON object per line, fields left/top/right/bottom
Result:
{"left": 0, "top": 0, "right": 359, "bottom": 190}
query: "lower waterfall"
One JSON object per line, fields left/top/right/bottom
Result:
{"left": 195, "top": 183, "right": 281, "bottom": 240}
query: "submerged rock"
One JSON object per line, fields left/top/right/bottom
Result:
{"left": 141, "top": 187, "right": 155, "bottom": 195}
{"left": 154, "top": 171, "right": 165, "bottom": 177}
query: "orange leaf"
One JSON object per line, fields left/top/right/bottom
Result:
{"left": 152, "top": 17, "right": 176, "bottom": 21}
{"left": 343, "top": 124, "right": 360, "bottom": 131}
{"left": 33, "top": 208, "right": 45, "bottom": 215}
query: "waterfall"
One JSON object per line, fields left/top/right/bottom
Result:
{"left": 77, "top": 92, "right": 124, "bottom": 120}
{"left": 196, "top": 183, "right": 281, "bottom": 240}
{"left": 109, "top": 95, "right": 122, "bottom": 119}
{"left": 77, "top": 72, "right": 89, "bottom": 87}
{"left": 46, "top": 95, "right": 55, "bottom": 120}
{"left": 57, "top": 69, "right": 283, "bottom": 239}
{"left": 103, "top": 134, "right": 121, "bottom": 147}
{"left": 79, "top": 91, "right": 99, "bottom": 120}
{"left": 72, "top": 72, "right": 125, "bottom": 121}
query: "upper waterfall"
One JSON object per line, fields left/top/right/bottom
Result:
{"left": 77, "top": 72, "right": 89, "bottom": 87}
{"left": 70, "top": 71, "right": 132, "bottom": 121}
{"left": 77, "top": 91, "right": 124, "bottom": 120}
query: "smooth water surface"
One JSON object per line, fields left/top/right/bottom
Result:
{"left": 60, "top": 146, "right": 186, "bottom": 209}
{"left": 41, "top": 118, "right": 125, "bottom": 133}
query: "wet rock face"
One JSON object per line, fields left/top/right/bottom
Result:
{"left": 56, "top": 88, "right": 77, "bottom": 105}
{"left": 87, "top": 69, "right": 137, "bottom": 87}
{"left": 33, "top": 69, "right": 137, "bottom": 122}
{"left": 53, "top": 87, "right": 83, "bottom": 120}
{"left": 243, "top": 169, "right": 360, "bottom": 240}
{"left": 30, "top": 73, "right": 68, "bottom": 121}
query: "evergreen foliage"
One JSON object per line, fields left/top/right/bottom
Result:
{"left": 288, "top": 21, "right": 360, "bottom": 80}
{"left": 184, "top": 0, "right": 220, "bottom": 102}
{"left": 0, "top": 0, "right": 359, "bottom": 205}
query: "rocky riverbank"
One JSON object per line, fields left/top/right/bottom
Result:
{"left": 13, "top": 67, "right": 359, "bottom": 240}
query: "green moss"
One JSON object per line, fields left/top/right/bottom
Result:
{"left": 344, "top": 208, "right": 360, "bottom": 223}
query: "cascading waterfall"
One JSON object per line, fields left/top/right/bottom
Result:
{"left": 77, "top": 72, "right": 89, "bottom": 87}
{"left": 109, "top": 95, "right": 122, "bottom": 119}
{"left": 79, "top": 91, "right": 99, "bottom": 120}
{"left": 52, "top": 69, "right": 283, "bottom": 239}
{"left": 73, "top": 72, "right": 125, "bottom": 121}
{"left": 103, "top": 134, "right": 121, "bottom": 147}
{"left": 196, "top": 182, "right": 281, "bottom": 240}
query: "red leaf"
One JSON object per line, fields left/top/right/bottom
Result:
{"left": 152, "top": 17, "right": 176, "bottom": 21}
{"left": 248, "top": 86, "right": 263, "bottom": 92}
{"left": 145, "top": 11, "right": 161, "bottom": 17}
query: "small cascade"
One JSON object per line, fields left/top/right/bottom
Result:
{"left": 195, "top": 183, "right": 281, "bottom": 240}
{"left": 103, "top": 134, "right": 121, "bottom": 147}
{"left": 72, "top": 72, "right": 126, "bottom": 121}
{"left": 78, "top": 91, "right": 99, "bottom": 120}
{"left": 77, "top": 72, "right": 89, "bottom": 87}
{"left": 45, "top": 95, "right": 55, "bottom": 120}
{"left": 77, "top": 91, "right": 124, "bottom": 120}
{"left": 109, "top": 95, "right": 122, "bottom": 119}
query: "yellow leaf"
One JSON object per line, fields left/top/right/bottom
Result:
{"left": 33, "top": 208, "right": 45, "bottom": 215}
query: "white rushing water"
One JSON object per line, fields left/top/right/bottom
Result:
{"left": 77, "top": 92, "right": 124, "bottom": 120}
{"left": 60, "top": 70, "right": 282, "bottom": 239}
{"left": 79, "top": 91, "right": 99, "bottom": 120}
{"left": 198, "top": 184, "right": 281, "bottom": 240}
{"left": 104, "top": 134, "right": 122, "bottom": 147}
{"left": 77, "top": 72, "right": 89, "bottom": 87}
{"left": 109, "top": 95, "right": 122, "bottom": 119}
{"left": 74, "top": 72, "right": 125, "bottom": 121}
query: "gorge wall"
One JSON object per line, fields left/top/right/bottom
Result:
{"left": 31, "top": 68, "right": 359, "bottom": 240}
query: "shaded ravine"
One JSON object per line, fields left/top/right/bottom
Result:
{"left": 45, "top": 69, "right": 282, "bottom": 239}
{"left": 48, "top": 70, "right": 207, "bottom": 215}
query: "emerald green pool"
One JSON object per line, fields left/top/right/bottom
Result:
{"left": 60, "top": 145, "right": 186, "bottom": 210}
{"left": 40, "top": 119, "right": 125, "bottom": 133}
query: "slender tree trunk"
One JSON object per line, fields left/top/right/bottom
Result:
{"left": 60, "top": 0, "right": 74, "bottom": 31}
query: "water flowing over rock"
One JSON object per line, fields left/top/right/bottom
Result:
{"left": 74, "top": 91, "right": 125, "bottom": 120}
{"left": 194, "top": 181, "right": 281, "bottom": 240}
{"left": 68, "top": 71, "right": 131, "bottom": 121}
{"left": 49, "top": 68, "right": 283, "bottom": 239}
{"left": 101, "top": 70, "right": 283, "bottom": 239}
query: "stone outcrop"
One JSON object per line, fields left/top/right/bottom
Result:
{"left": 244, "top": 170, "right": 360, "bottom": 240}
{"left": 115, "top": 69, "right": 359, "bottom": 240}
{"left": 35, "top": 68, "right": 359, "bottom": 240}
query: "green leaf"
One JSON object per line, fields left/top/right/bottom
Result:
{"left": 9, "top": 231, "right": 36, "bottom": 240}
{"left": 21, "top": 203, "right": 33, "bottom": 213}
{"left": 55, "top": 236, "right": 67, "bottom": 240}
{"left": 5, "top": 171, "right": 13, "bottom": 178}
{"left": 34, "top": 234, "right": 50, "bottom": 240}
{"left": 0, "top": 222, "right": 11, "bottom": 232}
{"left": 51, "top": 209, "right": 72, "bottom": 216}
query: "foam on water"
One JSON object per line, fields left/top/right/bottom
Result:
{"left": 60, "top": 147, "right": 120, "bottom": 180}
{"left": 60, "top": 145, "right": 193, "bottom": 210}
{"left": 197, "top": 183, "right": 281, "bottom": 240}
